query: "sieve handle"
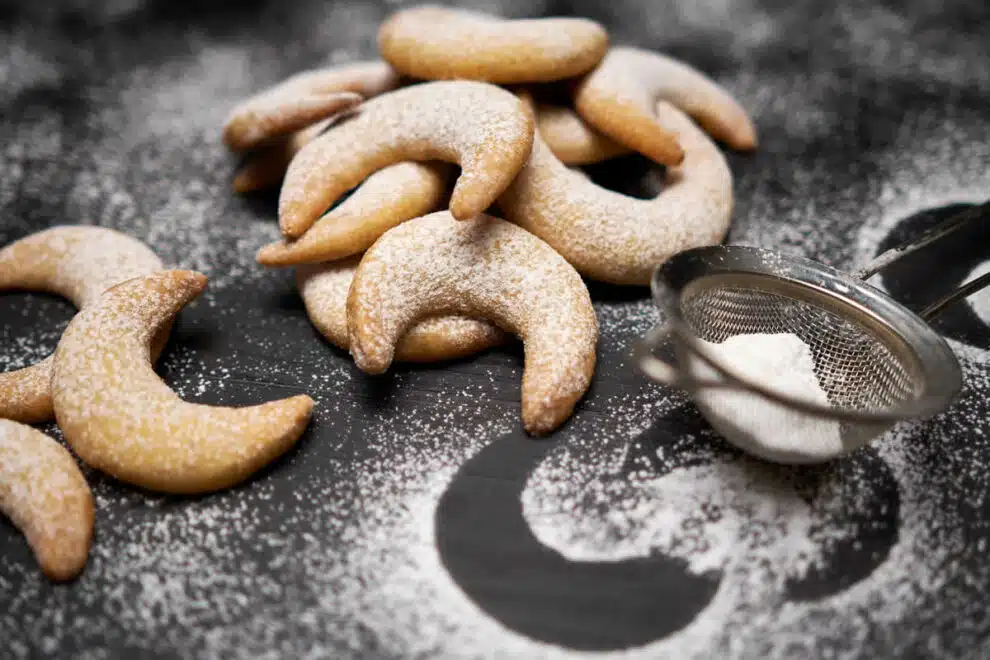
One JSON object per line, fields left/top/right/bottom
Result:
{"left": 921, "top": 269, "right": 990, "bottom": 320}
{"left": 854, "top": 199, "right": 990, "bottom": 280}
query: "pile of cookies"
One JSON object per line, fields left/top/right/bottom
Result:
{"left": 0, "top": 227, "right": 315, "bottom": 581}
{"left": 228, "top": 5, "right": 756, "bottom": 432}
{"left": 0, "top": 4, "right": 757, "bottom": 583}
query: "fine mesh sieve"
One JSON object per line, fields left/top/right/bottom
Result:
{"left": 633, "top": 200, "right": 990, "bottom": 461}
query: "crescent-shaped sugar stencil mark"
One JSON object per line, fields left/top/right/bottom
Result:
{"left": 609, "top": 405, "right": 900, "bottom": 615}
{"left": 435, "top": 425, "right": 720, "bottom": 652}
{"left": 782, "top": 449, "right": 900, "bottom": 602}
{"left": 437, "top": 397, "right": 901, "bottom": 651}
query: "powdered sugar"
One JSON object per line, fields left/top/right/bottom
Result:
{"left": 688, "top": 333, "right": 843, "bottom": 464}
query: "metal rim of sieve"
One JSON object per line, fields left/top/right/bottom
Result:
{"left": 633, "top": 244, "right": 963, "bottom": 424}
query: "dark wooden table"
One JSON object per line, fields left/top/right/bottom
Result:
{"left": 2, "top": 0, "right": 989, "bottom": 657}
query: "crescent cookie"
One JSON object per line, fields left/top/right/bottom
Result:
{"left": 0, "top": 226, "right": 164, "bottom": 423}
{"left": 51, "top": 270, "right": 315, "bottom": 495}
{"left": 298, "top": 258, "right": 506, "bottom": 362}
{"left": 499, "top": 103, "right": 733, "bottom": 286}
{"left": 278, "top": 80, "right": 535, "bottom": 238}
{"left": 223, "top": 60, "right": 400, "bottom": 151}
{"left": 378, "top": 5, "right": 608, "bottom": 84}
{"left": 535, "top": 101, "right": 630, "bottom": 165}
{"left": 233, "top": 118, "right": 330, "bottom": 193}
{"left": 257, "top": 162, "right": 453, "bottom": 267}
{"left": 347, "top": 211, "right": 597, "bottom": 435}
{"left": 0, "top": 419, "right": 94, "bottom": 581}
{"left": 574, "top": 46, "right": 758, "bottom": 166}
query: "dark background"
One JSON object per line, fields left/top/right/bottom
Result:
{"left": 1, "top": 0, "right": 989, "bottom": 657}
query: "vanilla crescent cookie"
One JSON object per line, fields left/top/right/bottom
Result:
{"left": 0, "top": 226, "right": 164, "bottom": 423}
{"left": 258, "top": 162, "right": 452, "bottom": 266}
{"left": 574, "top": 46, "right": 758, "bottom": 165}
{"left": 347, "top": 211, "right": 597, "bottom": 434}
{"left": 535, "top": 101, "right": 630, "bottom": 165}
{"left": 0, "top": 419, "right": 94, "bottom": 581}
{"left": 499, "top": 102, "right": 733, "bottom": 286}
{"left": 378, "top": 5, "right": 608, "bottom": 84}
{"left": 233, "top": 118, "right": 330, "bottom": 193}
{"left": 51, "top": 270, "right": 314, "bottom": 495}
{"left": 278, "top": 80, "right": 535, "bottom": 238}
{"left": 298, "top": 258, "right": 506, "bottom": 362}
{"left": 223, "top": 60, "right": 400, "bottom": 152}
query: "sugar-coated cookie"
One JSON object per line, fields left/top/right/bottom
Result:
{"left": 535, "top": 101, "right": 630, "bottom": 165}
{"left": 499, "top": 102, "right": 733, "bottom": 286}
{"left": 0, "top": 419, "right": 94, "bottom": 581}
{"left": 52, "top": 270, "right": 314, "bottom": 495}
{"left": 298, "top": 258, "right": 506, "bottom": 362}
{"left": 347, "top": 211, "right": 597, "bottom": 434}
{"left": 258, "top": 162, "right": 452, "bottom": 266}
{"left": 0, "top": 226, "right": 164, "bottom": 423}
{"left": 279, "top": 80, "right": 534, "bottom": 238}
{"left": 223, "top": 60, "right": 400, "bottom": 152}
{"left": 233, "top": 119, "right": 330, "bottom": 193}
{"left": 378, "top": 5, "right": 608, "bottom": 84}
{"left": 574, "top": 47, "right": 757, "bottom": 165}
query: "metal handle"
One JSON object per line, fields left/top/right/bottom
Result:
{"left": 853, "top": 199, "right": 990, "bottom": 321}
{"left": 854, "top": 200, "right": 989, "bottom": 280}
{"left": 921, "top": 269, "right": 990, "bottom": 320}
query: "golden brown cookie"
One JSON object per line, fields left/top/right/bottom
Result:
{"left": 0, "top": 226, "right": 164, "bottom": 423}
{"left": 51, "top": 270, "right": 314, "bottom": 495}
{"left": 378, "top": 5, "right": 608, "bottom": 84}
{"left": 279, "top": 80, "right": 534, "bottom": 238}
{"left": 574, "top": 46, "right": 757, "bottom": 165}
{"left": 258, "top": 162, "right": 452, "bottom": 266}
{"left": 535, "top": 101, "right": 630, "bottom": 165}
{"left": 0, "top": 419, "right": 94, "bottom": 581}
{"left": 297, "top": 258, "right": 506, "bottom": 362}
{"left": 347, "top": 211, "right": 597, "bottom": 434}
{"left": 232, "top": 118, "right": 330, "bottom": 193}
{"left": 223, "top": 60, "right": 400, "bottom": 152}
{"left": 499, "top": 103, "right": 733, "bottom": 286}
